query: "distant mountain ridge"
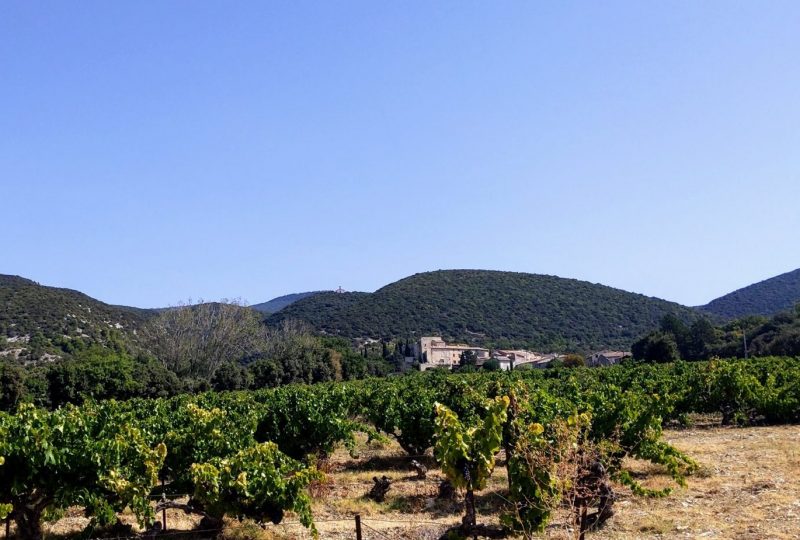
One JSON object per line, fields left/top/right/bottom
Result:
{"left": 250, "top": 291, "right": 324, "bottom": 314}
{"left": 267, "top": 270, "right": 700, "bottom": 352}
{"left": 6, "top": 267, "right": 800, "bottom": 358}
{"left": 700, "top": 268, "right": 800, "bottom": 319}
{"left": 0, "top": 274, "right": 155, "bottom": 349}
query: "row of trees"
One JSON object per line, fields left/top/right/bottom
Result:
{"left": 0, "top": 308, "right": 391, "bottom": 411}
{"left": 138, "top": 301, "right": 393, "bottom": 386}
{"left": 633, "top": 307, "right": 800, "bottom": 362}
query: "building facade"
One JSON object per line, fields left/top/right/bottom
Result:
{"left": 585, "top": 350, "right": 630, "bottom": 367}
{"left": 414, "top": 336, "right": 489, "bottom": 370}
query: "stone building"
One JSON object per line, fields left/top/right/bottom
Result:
{"left": 414, "top": 336, "right": 489, "bottom": 370}
{"left": 585, "top": 350, "right": 630, "bottom": 367}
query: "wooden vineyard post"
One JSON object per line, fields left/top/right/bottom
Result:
{"left": 162, "top": 496, "right": 167, "bottom": 532}
{"left": 355, "top": 514, "right": 362, "bottom": 540}
{"left": 161, "top": 479, "right": 167, "bottom": 532}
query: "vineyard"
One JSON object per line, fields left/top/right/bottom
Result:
{"left": 1, "top": 357, "right": 800, "bottom": 539}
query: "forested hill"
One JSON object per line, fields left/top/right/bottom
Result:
{"left": 700, "top": 268, "right": 800, "bottom": 319}
{"left": 267, "top": 270, "right": 699, "bottom": 351}
{"left": 250, "top": 291, "right": 324, "bottom": 314}
{"left": 0, "top": 274, "right": 154, "bottom": 343}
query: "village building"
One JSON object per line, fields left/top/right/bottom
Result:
{"left": 414, "top": 337, "right": 553, "bottom": 371}
{"left": 586, "top": 350, "right": 630, "bottom": 367}
{"left": 413, "top": 337, "right": 628, "bottom": 371}
{"left": 489, "top": 349, "right": 553, "bottom": 370}
{"left": 414, "top": 336, "right": 489, "bottom": 370}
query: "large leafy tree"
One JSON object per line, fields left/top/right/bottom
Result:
{"left": 0, "top": 362, "right": 26, "bottom": 410}
{"left": 632, "top": 331, "right": 680, "bottom": 363}
{"left": 142, "top": 299, "right": 263, "bottom": 382}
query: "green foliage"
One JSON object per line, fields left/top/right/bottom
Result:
{"left": 433, "top": 395, "right": 509, "bottom": 536}
{"left": 481, "top": 358, "right": 502, "bottom": 371}
{"left": 632, "top": 331, "right": 681, "bottom": 363}
{"left": 243, "top": 323, "right": 366, "bottom": 388}
{"left": 141, "top": 300, "right": 265, "bottom": 381}
{"left": 634, "top": 309, "right": 800, "bottom": 361}
{"left": 0, "top": 330, "right": 393, "bottom": 413}
{"left": 561, "top": 354, "right": 585, "bottom": 368}
{"left": 359, "top": 372, "right": 441, "bottom": 455}
{"left": 359, "top": 372, "right": 491, "bottom": 456}
{"left": 458, "top": 350, "right": 478, "bottom": 369}
{"left": 0, "top": 274, "right": 153, "bottom": 355}
{"left": 433, "top": 396, "right": 509, "bottom": 491}
{"left": 0, "top": 402, "right": 166, "bottom": 540}
{"left": 212, "top": 361, "right": 254, "bottom": 391}
{"left": 503, "top": 414, "right": 589, "bottom": 534}
{"left": 0, "top": 387, "right": 344, "bottom": 538}
{"left": 40, "top": 348, "right": 184, "bottom": 408}
{"left": 701, "top": 268, "right": 800, "bottom": 319}
{"left": 269, "top": 270, "right": 699, "bottom": 351}
{"left": 160, "top": 401, "right": 259, "bottom": 491}
{"left": 254, "top": 384, "right": 369, "bottom": 461}
{"left": 0, "top": 362, "right": 27, "bottom": 410}
{"left": 1, "top": 356, "right": 799, "bottom": 538}
{"left": 190, "top": 442, "right": 320, "bottom": 534}
{"left": 45, "top": 353, "right": 133, "bottom": 407}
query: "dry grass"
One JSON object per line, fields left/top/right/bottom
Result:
{"left": 272, "top": 425, "right": 800, "bottom": 539}
{"left": 35, "top": 425, "right": 800, "bottom": 539}
{"left": 584, "top": 425, "right": 800, "bottom": 540}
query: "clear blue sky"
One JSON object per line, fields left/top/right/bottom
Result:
{"left": 2, "top": 1, "right": 799, "bottom": 308}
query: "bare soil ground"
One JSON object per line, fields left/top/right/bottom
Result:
{"left": 592, "top": 425, "right": 800, "bottom": 540}
{"left": 36, "top": 425, "right": 800, "bottom": 540}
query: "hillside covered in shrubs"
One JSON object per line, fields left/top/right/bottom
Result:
{"left": 269, "top": 270, "right": 699, "bottom": 351}
{"left": 700, "top": 268, "right": 800, "bottom": 319}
